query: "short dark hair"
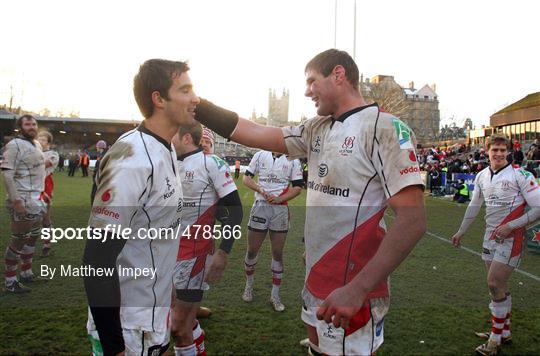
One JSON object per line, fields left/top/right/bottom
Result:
{"left": 179, "top": 121, "right": 203, "bottom": 146}
{"left": 16, "top": 114, "right": 37, "bottom": 129}
{"left": 486, "top": 134, "right": 510, "bottom": 150}
{"left": 38, "top": 130, "right": 53, "bottom": 144}
{"left": 133, "top": 59, "right": 190, "bottom": 118}
{"left": 305, "top": 49, "right": 359, "bottom": 90}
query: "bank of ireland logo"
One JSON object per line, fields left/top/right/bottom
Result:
{"left": 318, "top": 163, "right": 329, "bottom": 177}
{"left": 392, "top": 118, "right": 413, "bottom": 150}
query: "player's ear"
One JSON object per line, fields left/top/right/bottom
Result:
{"left": 332, "top": 65, "right": 346, "bottom": 85}
{"left": 151, "top": 91, "right": 166, "bottom": 109}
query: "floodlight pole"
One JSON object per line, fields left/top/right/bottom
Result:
{"left": 353, "top": 0, "right": 357, "bottom": 61}
{"left": 334, "top": 0, "right": 338, "bottom": 47}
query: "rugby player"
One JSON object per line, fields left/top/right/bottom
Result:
{"left": 241, "top": 150, "right": 303, "bottom": 312}
{"left": 37, "top": 130, "right": 59, "bottom": 257}
{"left": 452, "top": 134, "right": 540, "bottom": 356}
{"left": 83, "top": 59, "right": 198, "bottom": 356}
{"left": 170, "top": 121, "right": 242, "bottom": 356}
{"left": 200, "top": 127, "right": 214, "bottom": 155}
{"left": 194, "top": 49, "right": 426, "bottom": 355}
{"left": 1, "top": 114, "right": 46, "bottom": 293}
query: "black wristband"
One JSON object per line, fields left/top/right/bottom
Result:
{"left": 195, "top": 98, "right": 239, "bottom": 139}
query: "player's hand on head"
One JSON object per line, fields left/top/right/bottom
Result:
{"left": 205, "top": 249, "right": 228, "bottom": 284}
{"left": 451, "top": 232, "right": 463, "bottom": 247}
{"left": 316, "top": 284, "right": 365, "bottom": 330}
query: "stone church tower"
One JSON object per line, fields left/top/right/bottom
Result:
{"left": 268, "top": 88, "right": 289, "bottom": 127}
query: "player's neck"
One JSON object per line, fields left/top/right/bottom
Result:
{"left": 177, "top": 144, "right": 199, "bottom": 156}
{"left": 333, "top": 91, "right": 367, "bottom": 119}
{"left": 143, "top": 115, "right": 177, "bottom": 144}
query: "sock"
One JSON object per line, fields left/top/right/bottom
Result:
{"left": 489, "top": 297, "right": 508, "bottom": 344}
{"left": 42, "top": 224, "right": 52, "bottom": 249}
{"left": 271, "top": 259, "right": 283, "bottom": 299}
{"left": 193, "top": 321, "right": 206, "bottom": 356}
{"left": 19, "top": 244, "right": 35, "bottom": 278}
{"left": 4, "top": 246, "right": 21, "bottom": 285}
{"left": 503, "top": 293, "right": 512, "bottom": 338}
{"left": 244, "top": 254, "right": 258, "bottom": 287}
{"left": 174, "top": 344, "right": 196, "bottom": 356}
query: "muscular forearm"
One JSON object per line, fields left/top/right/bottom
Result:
{"left": 1, "top": 169, "right": 21, "bottom": 201}
{"left": 349, "top": 206, "right": 426, "bottom": 295}
{"left": 231, "top": 119, "right": 287, "bottom": 153}
{"left": 507, "top": 207, "right": 540, "bottom": 229}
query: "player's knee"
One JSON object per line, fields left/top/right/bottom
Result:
{"left": 246, "top": 250, "right": 258, "bottom": 260}
{"left": 272, "top": 251, "right": 283, "bottom": 261}
{"left": 487, "top": 278, "right": 503, "bottom": 296}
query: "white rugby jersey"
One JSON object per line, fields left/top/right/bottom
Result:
{"left": 0, "top": 137, "right": 45, "bottom": 199}
{"left": 473, "top": 164, "right": 540, "bottom": 241}
{"left": 88, "top": 123, "right": 183, "bottom": 332}
{"left": 282, "top": 103, "right": 423, "bottom": 304}
{"left": 176, "top": 149, "right": 236, "bottom": 259}
{"left": 43, "top": 150, "right": 59, "bottom": 176}
{"left": 246, "top": 150, "right": 303, "bottom": 202}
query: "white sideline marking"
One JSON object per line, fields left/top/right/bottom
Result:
{"left": 426, "top": 230, "right": 540, "bottom": 284}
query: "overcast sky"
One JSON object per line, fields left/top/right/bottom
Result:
{"left": 1, "top": 0, "right": 538, "bottom": 128}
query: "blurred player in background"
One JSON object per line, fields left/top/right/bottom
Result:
{"left": 452, "top": 134, "right": 540, "bottom": 355}
{"left": 242, "top": 150, "right": 303, "bottom": 311}
{"left": 1, "top": 115, "right": 46, "bottom": 293}
{"left": 171, "top": 121, "right": 243, "bottom": 355}
{"left": 37, "top": 130, "right": 59, "bottom": 257}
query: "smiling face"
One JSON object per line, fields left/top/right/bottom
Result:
{"left": 162, "top": 72, "right": 200, "bottom": 126}
{"left": 488, "top": 143, "right": 508, "bottom": 171}
{"left": 304, "top": 68, "right": 338, "bottom": 117}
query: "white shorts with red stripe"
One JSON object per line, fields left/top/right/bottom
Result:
{"left": 173, "top": 254, "right": 213, "bottom": 291}
{"left": 482, "top": 233, "right": 523, "bottom": 268}
{"left": 301, "top": 297, "right": 389, "bottom": 356}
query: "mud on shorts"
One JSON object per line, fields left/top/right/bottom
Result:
{"left": 301, "top": 296, "right": 390, "bottom": 356}
{"left": 6, "top": 196, "right": 46, "bottom": 222}
{"left": 482, "top": 232, "right": 524, "bottom": 268}
{"left": 87, "top": 315, "right": 169, "bottom": 356}
{"left": 247, "top": 200, "right": 289, "bottom": 233}
{"left": 173, "top": 253, "right": 213, "bottom": 302}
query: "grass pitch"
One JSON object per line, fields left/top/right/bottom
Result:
{"left": 1, "top": 172, "right": 540, "bottom": 355}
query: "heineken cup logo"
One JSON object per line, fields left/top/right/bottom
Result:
{"left": 393, "top": 118, "right": 413, "bottom": 150}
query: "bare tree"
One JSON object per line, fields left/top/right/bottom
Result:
{"left": 362, "top": 78, "right": 409, "bottom": 118}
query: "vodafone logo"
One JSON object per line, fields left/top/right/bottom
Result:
{"left": 409, "top": 151, "right": 417, "bottom": 162}
{"left": 400, "top": 166, "right": 420, "bottom": 175}
{"left": 101, "top": 189, "right": 112, "bottom": 202}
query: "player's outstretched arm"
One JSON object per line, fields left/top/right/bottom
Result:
{"left": 195, "top": 98, "right": 287, "bottom": 153}
{"left": 452, "top": 183, "right": 484, "bottom": 246}
{"left": 317, "top": 185, "right": 426, "bottom": 329}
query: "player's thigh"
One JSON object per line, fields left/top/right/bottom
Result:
{"left": 247, "top": 201, "right": 271, "bottom": 233}
{"left": 123, "top": 329, "right": 170, "bottom": 356}
{"left": 268, "top": 205, "right": 289, "bottom": 233}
